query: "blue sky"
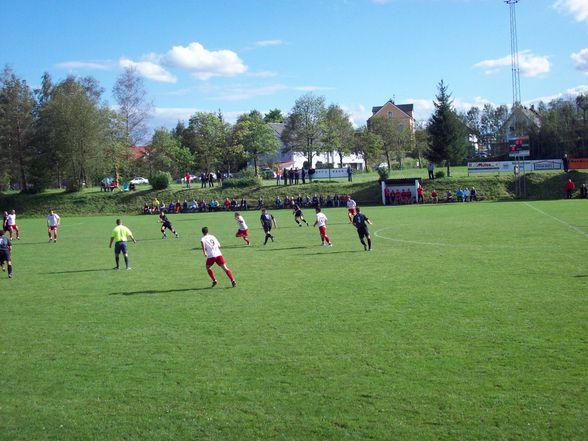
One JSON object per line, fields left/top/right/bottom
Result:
{"left": 2, "top": 0, "right": 587, "bottom": 132}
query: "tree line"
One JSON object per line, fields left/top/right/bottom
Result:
{"left": 1, "top": 66, "right": 586, "bottom": 193}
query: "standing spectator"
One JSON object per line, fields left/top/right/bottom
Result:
{"left": 276, "top": 168, "right": 281, "bottom": 186}
{"left": 200, "top": 172, "right": 207, "bottom": 188}
{"left": 563, "top": 154, "right": 569, "bottom": 172}
{"left": 347, "top": 165, "right": 353, "bottom": 182}
{"left": 200, "top": 226, "right": 236, "bottom": 288}
{"left": 109, "top": 219, "right": 136, "bottom": 270}
{"left": 185, "top": 172, "right": 191, "bottom": 188}
{"left": 427, "top": 162, "right": 435, "bottom": 179}
{"left": 301, "top": 168, "right": 306, "bottom": 184}
{"left": 224, "top": 197, "right": 232, "bottom": 211}
{"left": 431, "top": 190, "right": 438, "bottom": 204}
{"left": 234, "top": 212, "right": 251, "bottom": 245}
{"left": 288, "top": 168, "right": 294, "bottom": 185}
{"left": 208, "top": 172, "right": 215, "bottom": 188}
{"left": 283, "top": 167, "right": 288, "bottom": 186}
{"left": 417, "top": 184, "right": 424, "bottom": 204}
{"left": 294, "top": 168, "right": 300, "bottom": 185}
{"left": 47, "top": 209, "right": 61, "bottom": 242}
{"left": 566, "top": 179, "right": 575, "bottom": 199}
{"left": 580, "top": 183, "right": 587, "bottom": 199}
{"left": 0, "top": 230, "right": 13, "bottom": 278}
{"left": 217, "top": 170, "right": 223, "bottom": 186}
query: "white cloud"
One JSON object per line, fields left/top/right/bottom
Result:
{"left": 55, "top": 61, "right": 111, "bottom": 70}
{"left": 554, "top": 0, "right": 588, "bottom": 23}
{"left": 163, "top": 42, "right": 247, "bottom": 80}
{"left": 474, "top": 50, "right": 551, "bottom": 77}
{"left": 571, "top": 48, "right": 588, "bottom": 74}
{"left": 525, "top": 85, "right": 588, "bottom": 106}
{"left": 341, "top": 104, "right": 372, "bottom": 128}
{"left": 255, "top": 39, "right": 284, "bottom": 47}
{"left": 119, "top": 58, "right": 176, "bottom": 83}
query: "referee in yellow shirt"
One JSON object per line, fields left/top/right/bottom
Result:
{"left": 109, "top": 219, "right": 136, "bottom": 270}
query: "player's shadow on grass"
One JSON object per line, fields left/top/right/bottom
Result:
{"left": 44, "top": 268, "right": 114, "bottom": 274}
{"left": 306, "top": 249, "right": 365, "bottom": 256}
{"left": 109, "top": 287, "right": 212, "bottom": 296}
{"left": 257, "top": 245, "right": 311, "bottom": 252}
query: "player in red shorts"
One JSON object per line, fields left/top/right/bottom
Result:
{"left": 47, "top": 209, "right": 61, "bottom": 242}
{"left": 313, "top": 207, "right": 332, "bottom": 247}
{"left": 6, "top": 209, "right": 20, "bottom": 240}
{"left": 234, "top": 212, "right": 250, "bottom": 245}
{"left": 346, "top": 195, "right": 357, "bottom": 223}
{"left": 200, "top": 226, "right": 236, "bottom": 288}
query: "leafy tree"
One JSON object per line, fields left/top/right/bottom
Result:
{"left": 149, "top": 128, "right": 194, "bottom": 178}
{"left": 281, "top": 93, "right": 326, "bottom": 167}
{"left": 369, "top": 116, "right": 413, "bottom": 169}
{"left": 183, "top": 112, "right": 230, "bottom": 172}
{"left": 426, "top": 80, "right": 468, "bottom": 176}
{"left": 263, "top": 108, "right": 284, "bottom": 123}
{"left": 0, "top": 66, "right": 37, "bottom": 191}
{"left": 233, "top": 111, "right": 279, "bottom": 175}
{"left": 322, "top": 104, "right": 354, "bottom": 167}
{"left": 354, "top": 126, "right": 383, "bottom": 171}
{"left": 113, "top": 67, "right": 152, "bottom": 146}
{"left": 43, "top": 76, "right": 109, "bottom": 191}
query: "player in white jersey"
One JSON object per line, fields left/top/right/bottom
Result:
{"left": 346, "top": 195, "right": 357, "bottom": 223}
{"left": 200, "top": 226, "right": 236, "bottom": 288}
{"left": 47, "top": 209, "right": 61, "bottom": 242}
{"left": 6, "top": 209, "right": 20, "bottom": 240}
{"left": 313, "top": 207, "right": 332, "bottom": 247}
{"left": 234, "top": 212, "right": 250, "bottom": 245}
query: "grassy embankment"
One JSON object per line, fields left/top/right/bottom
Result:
{"left": 1, "top": 168, "right": 586, "bottom": 217}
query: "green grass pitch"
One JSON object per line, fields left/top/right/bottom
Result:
{"left": 1, "top": 201, "right": 587, "bottom": 440}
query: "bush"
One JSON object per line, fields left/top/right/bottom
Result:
{"left": 435, "top": 170, "right": 445, "bottom": 179}
{"left": 150, "top": 171, "right": 172, "bottom": 190}
{"left": 376, "top": 166, "right": 389, "bottom": 180}
{"left": 223, "top": 176, "right": 262, "bottom": 188}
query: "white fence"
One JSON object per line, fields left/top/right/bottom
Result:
{"left": 468, "top": 159, "right": 563, "bottom": 174}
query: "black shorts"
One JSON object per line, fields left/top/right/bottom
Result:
{"left": 162, "top": 221, "right": 173, "bottom": 230}
{"left": 294, "top": 210, "right": 302, "bottom": 218}
{"left": 0, "top": 250, "right": 10, "bottom": 263}
{"left": 357, "top": 228, "right": 369, "bottom": 239}
{"left": 263, "top": 224, "right": 272, "bottom": 233}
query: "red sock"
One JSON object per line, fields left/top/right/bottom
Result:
{"left": 325, "top": 235, "right": 331, "bottom": 243}
{"left": 225, "top": 269, "right": 235, "bottom": 282}
{"left": 207, "top": 268, "right": 216, "bottom": 281}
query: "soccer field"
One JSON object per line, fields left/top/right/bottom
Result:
{"left": 1, "top": 201, "right": 587, "bottom": 440}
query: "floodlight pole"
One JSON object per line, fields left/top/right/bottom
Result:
{"left": 505, "top": 0, "right": 521, "bottom": 109}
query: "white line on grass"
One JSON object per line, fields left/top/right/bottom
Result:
{"left": 523, "top": 202, "right": 588, "bottom": 239}
{"left": 374, "top": 227, "right": 449, "bottom": 247}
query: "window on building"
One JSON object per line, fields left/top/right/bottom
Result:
{"left": 387, "top": 111, "right": 393, "bottom": 119}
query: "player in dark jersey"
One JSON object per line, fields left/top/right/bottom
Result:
{"left": 158, "top": 211, "right": 179, "bottom": 239}
{"left": 260, "top": 208, "right": 277, "bottom": 244}
{"left": 0, "top": 230, "right": 13, "bottom": 278}
{"left": 292, "top": 204, "right": 309, "bottom": 226}
{"left": 352, "top": 207, "right": 373, "bottom": 251}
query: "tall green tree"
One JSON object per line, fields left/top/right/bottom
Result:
{"left": 183, "top": 112, "right": 231, "bottom": 172}
{"left": 426, "top": 80, "right": 468, "bottom": 176}
{"left": 149, "top": 128, "right": 194, "bottom": 178}
{"left": 281, "top": 93, "right": 326, "bottom": 167}
{"left": 354, "top": 126, "right": 383, "bottom": 171}
{"left": 369, "top": 116, "right": 413, "bottom": 169}
{"left": 0, "top": 66, "right": 36, "bottom": 191}
{"left": 263, "top": 108, "right": 284, "bottom": 123}
{"left": 233, "top": 111, "right": 279, "bottom": 175}
{"left": 44, "top": 76, "right": 109, "bottom": 191}
{"left": 322, "top": 104, "right": 354, "bottom": 167}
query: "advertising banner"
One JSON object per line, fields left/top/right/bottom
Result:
{"left": 568, "top": 158, "right": 588, "bottom": 170}
{"left": 312, "top": 168, "right": 349, "bottom": 179}
{"left": 468, "top": 159, "right": 563, "bottom": 174}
